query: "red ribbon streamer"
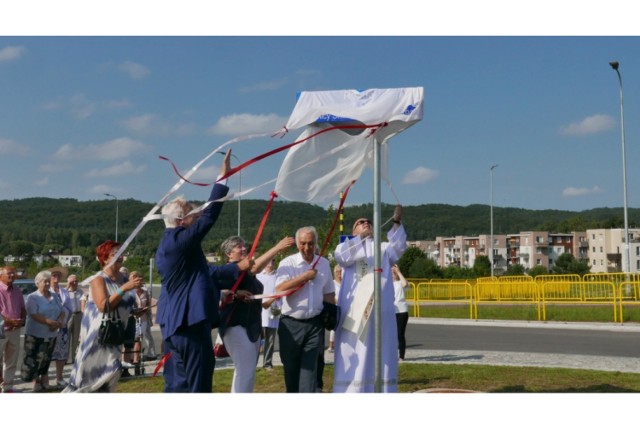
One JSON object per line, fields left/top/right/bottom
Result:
{"left": 279, "top": 180, "right": 356, "bottom": 298}
{"left": 159, "top": 122, "right": 387, "bottom": 187}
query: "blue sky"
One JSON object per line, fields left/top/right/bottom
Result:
{"left": 2, "top": 5, "right": 640, "bottom": 213}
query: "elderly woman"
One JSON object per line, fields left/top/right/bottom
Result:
{"left": 21, "top": 270, "right": 65, "bottom": 392}
{"left": 218, "top": 236, "right": 294, "bottom": 392}
{"left": 62, "top": 240, "right": 144, "bottom": 393}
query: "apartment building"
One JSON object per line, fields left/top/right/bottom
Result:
{"left": 424, "top": 231, "right": 587, "bottom": 273}
{"left": 587, "top": 228, "right": 640, "bottom": 273}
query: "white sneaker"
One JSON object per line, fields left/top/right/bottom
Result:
{"left": 56, "top": 380, "right": 68, "bottom": 387}
{"left": 121, "top": 362, "right": 135, "bottom": 369}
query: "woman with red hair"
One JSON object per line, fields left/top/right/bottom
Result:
{"left": 62, "top": 240, "right": 144, "bottom": 392}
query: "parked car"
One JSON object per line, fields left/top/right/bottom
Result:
{"left": 13, "top": 278, "right": 37, "bottom": 303}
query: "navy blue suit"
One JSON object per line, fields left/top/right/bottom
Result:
{"left": 155, "top": 182, "right": 230, "bottom": 392}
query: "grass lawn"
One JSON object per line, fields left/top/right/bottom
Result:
{"left": 115, "top": 362, "right": 640, "bottom": 393}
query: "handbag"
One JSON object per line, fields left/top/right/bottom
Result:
{"left": 320, "top": 301, "right": 341, "bottom": 331}
{"left": 97, "top": 298, "right": 126, "bottom": 346}
{"left": 213, "top": 334, "right": 229, "bottom": 358}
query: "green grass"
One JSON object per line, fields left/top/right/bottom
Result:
{"left": 114, "top": 363, "right": 640, "bottom": 393}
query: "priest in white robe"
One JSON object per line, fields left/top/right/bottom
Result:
{"left": 332, "top": 205, "right": 406, "bottom": 392}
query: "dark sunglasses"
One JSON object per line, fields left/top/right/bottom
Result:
{"left": 355, "top": 219, "right": 372, "bottom": 226}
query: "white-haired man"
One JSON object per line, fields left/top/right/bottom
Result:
{"left": 275, "top": 226, "right": 334, "bottom": 393}
{"left": 155, "top": 151, "right": 233, "bottom": 393}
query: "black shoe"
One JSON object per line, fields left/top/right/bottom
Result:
{"left": 121, "top": 369, "right": 132, "bottom": 378}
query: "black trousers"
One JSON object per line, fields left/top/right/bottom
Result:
{"left": 278, "top": 315, "right": 324, "bottom": 393}
{"left": 396, "top": 312, "right": 409, "bottom": 359}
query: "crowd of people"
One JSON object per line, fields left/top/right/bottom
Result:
{"left": 0, "top": 150, "right": 409, "bottom": 393}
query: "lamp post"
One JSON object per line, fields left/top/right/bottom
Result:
{"left": 104, "top": 193, "right": 119, "bottom": 242}
{"left": 217, "top": 151, "right": 241, "bottom": 236}
{"left": 490, "top": 164, "right": 498, "bottom": 277}
{"left": 609, "top": 61, "right": 631, "bottom": 275}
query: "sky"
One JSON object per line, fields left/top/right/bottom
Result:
{"left": 2, "top": 5, "right": 640, "bottom": 213}
{"left": 2, "top": 5, "right": 640, "bottom": 217}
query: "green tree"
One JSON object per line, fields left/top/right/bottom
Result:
{"left": 506, "top": 263, "right": 526, "bottom": 276}
{"left": 408, "top": 257, "right": 442, "bottom": 279}
{"left": 528, "top": 265, "right": 548, "bottom": 277}
{"left": 473, "top": 255, "right": 491, "bottom": 278}
{"left": 398, "top": 246, "right": 426, "bottom": 275}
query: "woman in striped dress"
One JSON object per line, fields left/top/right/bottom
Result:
{"left": 62, "top": 240, "right": 144, "bottom": 392}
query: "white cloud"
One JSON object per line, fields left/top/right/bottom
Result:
{"left": 118, "top": 61, "right": 150, "bottom": 79}
{"left": 184, "top": 165, "right": 221, "bottom": 183}
{"left": 85, "top": 160, "right": 147, "bottom": 178}
{"left": 52, "top": 137, "right": 151, "bottom": 161}
{"left": 69, "top": 93, "right": 96, "bottom": 119}
{"left": 402, "top": 166, "right": 439, "bottom": 184}
{"left": 208, "top": 113, "right": 287, "bottom": 135}
{"left": 560, "top": 114, "right": 616, "bottom": 136}
{"left": 0, "top": 138, "right": 30, "bottom": 155}
{"left": 39, "top": 163, "right": 70, "bottom": 173}
{"left": 34, "top": 177, "right": 49, "bottom": 186}
{"left": 121, "top": 113, "right": 196, "bottom": 137}
{"left": 562, "top": 185, "right": 603, "bottom": 197}
{"left": 0, "top": 45, "right": 26, "bottom": 63}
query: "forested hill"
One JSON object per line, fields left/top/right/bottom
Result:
{"left": 1, "top": 197, "right": 639, "bottom": 262}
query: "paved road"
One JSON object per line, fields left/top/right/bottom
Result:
{"left": 9, "top": 317, "right": 640, "bottom": 392}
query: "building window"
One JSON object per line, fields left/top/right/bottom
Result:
{"left": 600, "top": 247, "right": 603, "bottom": 253}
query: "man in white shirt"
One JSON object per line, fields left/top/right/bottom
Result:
{"left": 275, "top": 226, "right": 334, "bottom": 393}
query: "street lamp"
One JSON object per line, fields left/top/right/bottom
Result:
{"left": 490, "top": 164, "right": 498, "bottom": 277}
{"left": 609, "top": 61, "right": 631, "bottom": 275}
{"left": 104, "top": 193, "right": 119, "bottom": 242}
{"left": 217, "top": 151, "right": 241, "bottom": 236}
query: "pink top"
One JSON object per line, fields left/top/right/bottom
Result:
{"left": 0, "top": 281, "right": 26, "bottom": 330}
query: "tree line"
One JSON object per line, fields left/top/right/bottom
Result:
{"left": 1, "top": 197, "right": 636, "bottom": 280}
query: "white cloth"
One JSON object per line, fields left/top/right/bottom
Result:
{"left": 275, "top": 253, "right": 334, "bottom": 320}
{"left": 332, "top": 225, "right": 407, "bottom": 393}
{"left": 275, "top": 87, "right": 424, "bottom": 204}
{"left": 258, "top": 271, "right": 279, "bottom": 329}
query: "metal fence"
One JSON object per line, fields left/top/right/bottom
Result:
{"left": 406, "top": 273, "right": 637, "bottom": 323}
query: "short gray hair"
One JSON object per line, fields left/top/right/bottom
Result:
{"left": 295, "top": 226, "right": 317, "bottom": 245}
{"left": 35, "top": 270, "right": 52, "bottom": 285}
{"left": 220, "top": 236, "right": 245, "bottom": 261}
{"left": 161, "top": 196, "right": 192, "bottom": 228}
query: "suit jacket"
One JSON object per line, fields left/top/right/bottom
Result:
{"left": 155, "top": 183, "right": 229, "bottom": 339}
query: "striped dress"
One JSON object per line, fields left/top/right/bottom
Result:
{"left": 62, "top": 272, "right": 136, "bottom": 393}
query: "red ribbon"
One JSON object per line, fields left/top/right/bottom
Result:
{"left": 159, "top": 122, "right": 388, "bottom": 187}
{"left": 280, "top": 180, "right": 356, "bottom": 298}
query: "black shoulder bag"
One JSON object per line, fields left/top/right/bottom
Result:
{"left": 97, "top": 297, "right": 126, "bottom": 346}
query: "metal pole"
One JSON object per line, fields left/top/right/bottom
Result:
{"left": 104, "top": 193, "right": 118, "bottom": 242}
{"left": 609, "top": 61, "right": 630, "bottom": 276}
{"left": 490, "top": 165, "right": 498, "bottom": 277}
{"left": 373, "top": 136, "right": 382, "bottom": 392}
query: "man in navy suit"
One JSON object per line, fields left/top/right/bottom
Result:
{"left": 155, "top": 150, "right": 242, "bottom": 392}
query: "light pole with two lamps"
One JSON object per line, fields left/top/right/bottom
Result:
{"left": 104, "top": 193, "right": 119, "bottom": 242}
{"left": 609, "top": 61, "right": 631, "bottom": 275}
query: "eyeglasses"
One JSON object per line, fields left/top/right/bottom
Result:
{"left": 355, "top": 219, "right": 371, "bottom": 227}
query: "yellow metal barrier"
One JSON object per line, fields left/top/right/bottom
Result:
{"left": 413, "top": 281, "right": 475, "bottom": 319}
{"left": 474, "top": 280, "right": 541, "bottom": 320}
{"left": 541, "top": 281, "right": 617, "bottom": 322}
{"left": 618, "top": 281, "right": 640, "bottom": 322}
{"left": 406, "top": 274, "right": 632, "bottom": 324}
